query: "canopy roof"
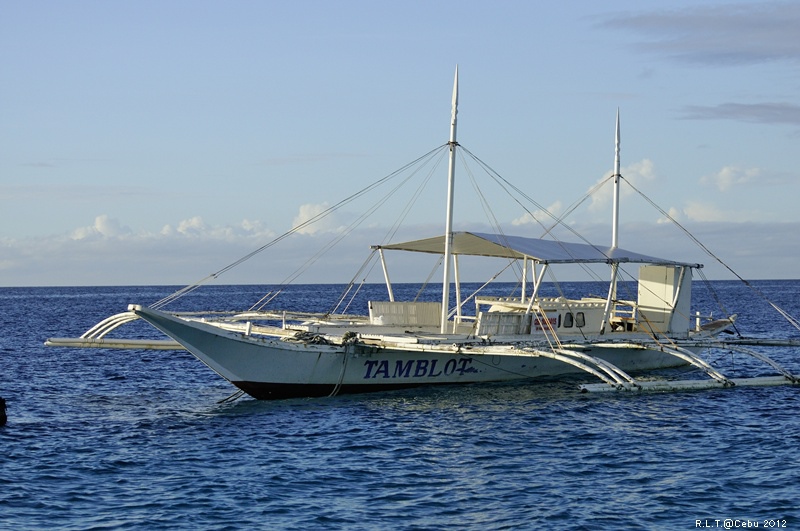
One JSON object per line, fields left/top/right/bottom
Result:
{"left": 374, "top": 231, "right": 702, "bottom": 267}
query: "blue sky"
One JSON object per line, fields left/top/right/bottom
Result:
{"left": 1, "top": 0, "right": 799, "bottom": 286}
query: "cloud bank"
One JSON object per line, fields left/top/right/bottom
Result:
{"left": 679, "top": 102, "right": 800, "bottom": 126}
{"left": 599, "top": 2, "right": 800, "bottom": 67}
{"left": 599, "top": 2, "right": 800, "bottom": 129}
{"left": 2, "top": 211, "right": 798, "bottom": 286}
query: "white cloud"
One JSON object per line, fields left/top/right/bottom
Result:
{"left": 70, "top": 215, "right": 132, "bottom": 240}
{"left": 657, "top": 206, "right": 683, "bottom": 224}
{"left": 700, "top": 166, "right": 761, "bottom": 192}
{"left": 3, "top": 215, "right": 800, "bottom": 285}
{"left": 69, "top": 214, "right": 275, "bottom": 243}
{"left": 0, "top": 214, "right": 284, "bottom": 286}
{"left": 292, "top": 202, "right": 349, "bottom": 235}
{"left": 511, "top": 201, "right": 563, "bottom": 227}
{"left": 682, "top": 201, "right": 729, "bottom": 222}
{"left": 588, "top": 159, "right": 656, "bottom": 212}
{"left": 176, "top": 216, "right": 208, "bottom": 236}
{"left": 240, "top": 219, "right": 265, "bottom": 233}
{"left": 677, "top": 200, "right": 760, "bottom": 223}
{"left": 156, "top": 217, "right": 275, "bottom": 240}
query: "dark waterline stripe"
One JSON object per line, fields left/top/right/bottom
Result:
{"left": 233, "top": 380, "right": 431, "bottom": 400}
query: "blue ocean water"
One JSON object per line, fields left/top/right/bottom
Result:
{"left": 1, "top": 281, "right": 799, "bottom": 529}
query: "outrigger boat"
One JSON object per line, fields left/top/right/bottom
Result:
{"left": 46, "top": 69, "right": 800, "bottom": 399}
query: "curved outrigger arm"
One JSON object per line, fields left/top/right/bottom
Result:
{"left": 82, "top": 311, "right": 140, "bottom": 339}
{"left": 45, "top": 311, "right": 185, "bottom": 350}
{"left": 522, "top": 346, "right": 641, "bottom": 390}
{"left": 656, "top": 344, "right": 733, "bottom": 385}
{"left": 552, "top": 340, "right": 734, "bottom": 391}
{"left": 553, "top": 348, "right": 641, "bottom": 389}
{"left": 45, "top": 307, "right": 350, "bottom": 350}
{"left": 718, "top": 344, "right": 800, "bottom": 384}
{"left": 579, "top": 340, "right": 800, "bottom": 393}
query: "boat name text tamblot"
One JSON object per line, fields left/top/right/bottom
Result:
{"left": 363, "top": 358, "right": 478, "bottom": 379}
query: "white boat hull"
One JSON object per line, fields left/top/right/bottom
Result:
{"left": 131, "top": 305, "right": 688, "bottom": 399}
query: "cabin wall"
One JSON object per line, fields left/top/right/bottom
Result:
{"left": 477, "top": 312, "right": 530, "bottom": 335}
{"left": 369, "top": 301, "right": 442, "bottom": 326}
{"left": 637, "top": 265, "right": 692, "bottom": 336}
{"left": 476, "top": 300, "right": 606, "bottom": 337}
{"left": 478, "top": 297, "right": 607, "bottom": 337}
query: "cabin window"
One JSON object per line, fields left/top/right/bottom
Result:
{"left": 561, "top": 312, "right": 586, "bottom": 329}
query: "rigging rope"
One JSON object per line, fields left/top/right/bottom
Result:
{"left": 151, "top": 144, "right": 448, "bottom": 310}
{"left": 265, "top": 148, "right": 448, "bottom": 297}
{"left": 459, "top": 147, "right": 617, "bottom": 282}
{"left": 327, "top": 148, "right": 447, "bottom": 314}
{"left": 149, "top": 135, "right": 800, "bottom": 345}
{"left": 624, "top": 179, "right": 800, "bottom": 334}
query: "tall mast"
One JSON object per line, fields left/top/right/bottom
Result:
{"left": 611, "top": 108, "right": 621, "bottom": 249}
{"left": 440, "top": 66, "right": 459, "bottom": 333}
{"left": 601, "top": 110, "right": 621, "bottom": 335}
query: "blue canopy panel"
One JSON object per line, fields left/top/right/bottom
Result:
{"left": 373, "top": 231, "right": 702, "bottom": 267}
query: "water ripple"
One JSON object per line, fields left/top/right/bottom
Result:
{"left": 2, "top": 284, "right": 800, "bottom": 528}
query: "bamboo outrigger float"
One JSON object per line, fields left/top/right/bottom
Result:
{"left": 46, "top": 69, "right": 799, "bottom": 398}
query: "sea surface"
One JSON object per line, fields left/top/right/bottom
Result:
{"left": 1, "top": 281, "right": 799, "bottom": 529}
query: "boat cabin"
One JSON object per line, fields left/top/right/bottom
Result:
{"left": 371, "top": 232, "right": 700, "bottom": 340}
